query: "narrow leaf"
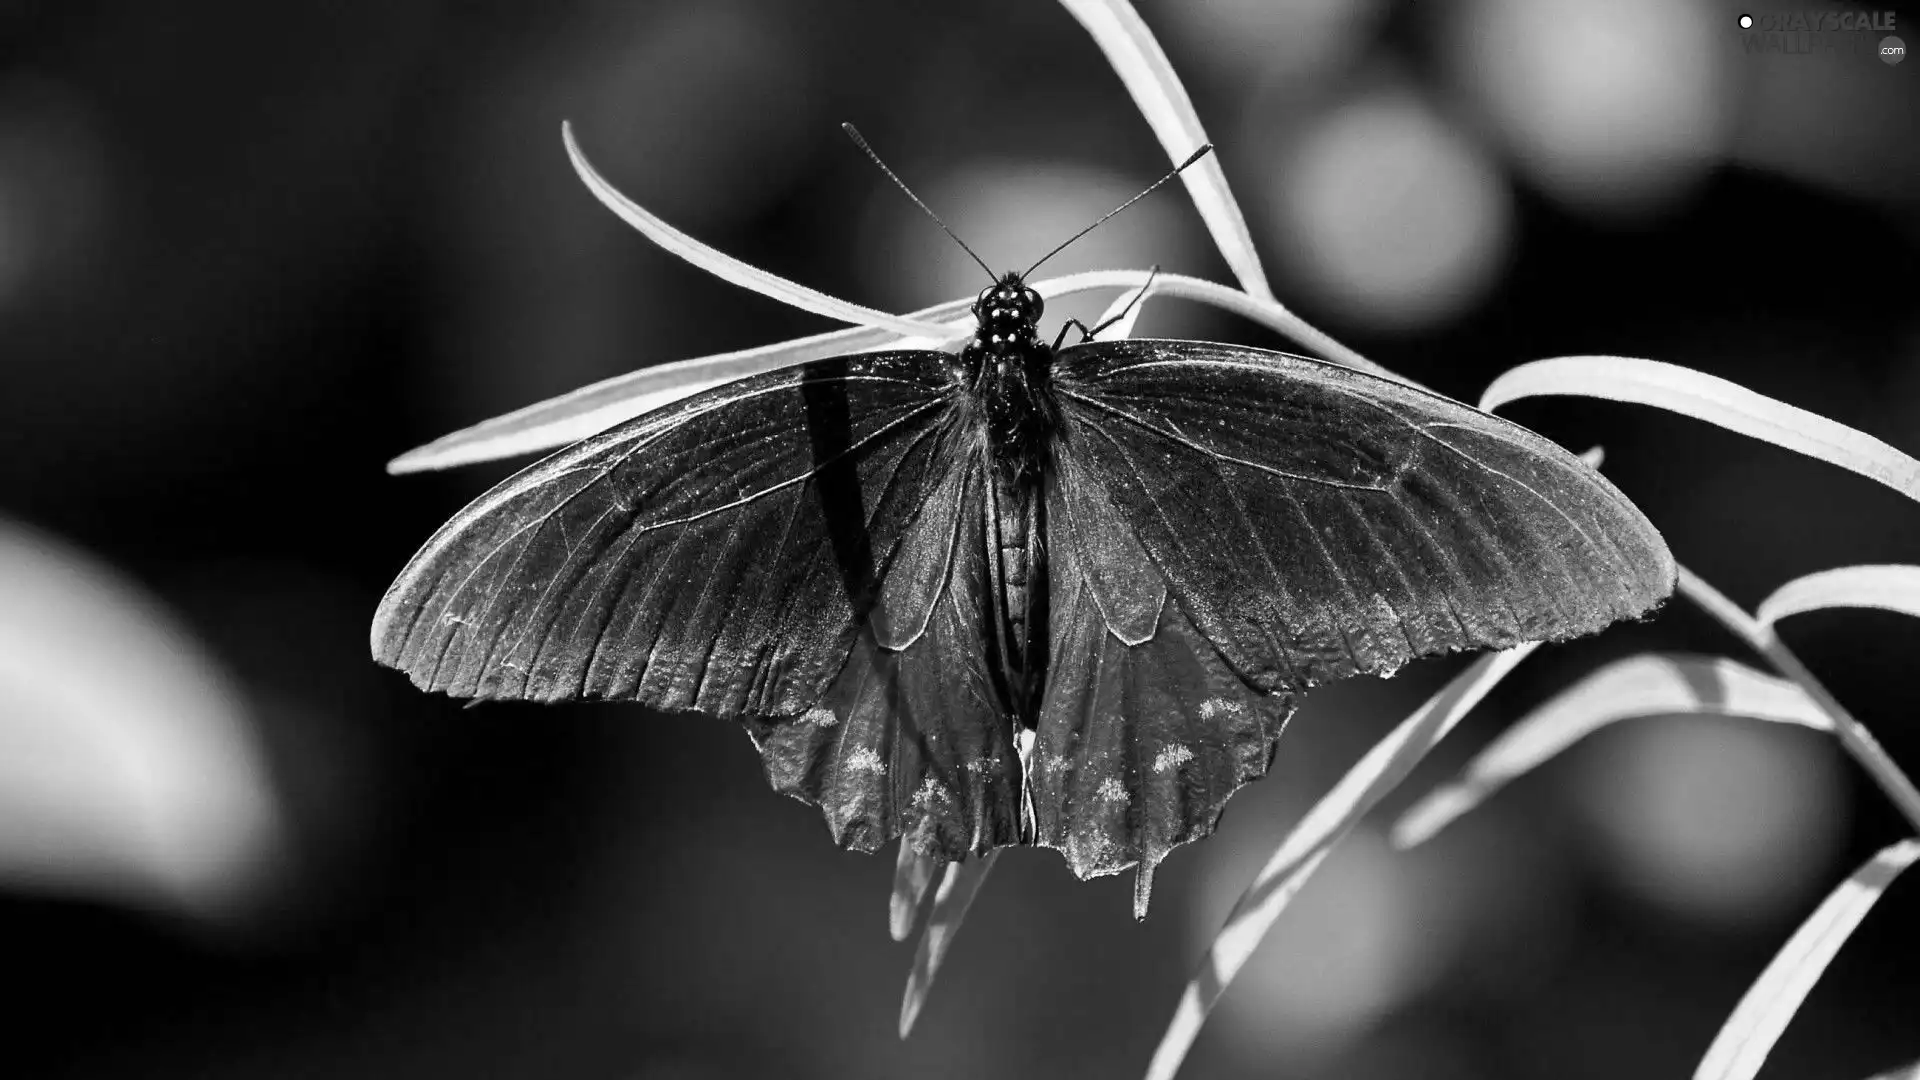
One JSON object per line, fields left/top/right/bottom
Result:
{"left": 1756, "top": 565, "right": 1920, "bottom": 629}
{"left": 1480, "top": 357, "right": 1920, "bottom": 505}
{"left": 1678, "top": 566, "right": 1920, "bottom": 837}
{"left": 900, "top": 851, "right": 998, "bottom": 1038}
{"left": 891, "top": 842, "right": 942, "bottom": 942}
{"left": 389, "top": 269, "right": 1397, "bottom": 473}
{"left": 1146, "top": 643, "right": 1538, "bottom": 1080}
{"left": 387, "top": 312, "right": 972, "bottom": 474}
{"left": 1392, "top": 653, "right": 1831, "bottom": 850}
{"left": 563, "top": 122, "right": 952, "bottom": 339}
{"left": 1054, "top": 0, "right": 1273, "bottom": 302}
{"left": 1694, "top": 838, "right": 1920, "bottom": 1080}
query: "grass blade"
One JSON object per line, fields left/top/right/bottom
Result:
{"left": 1694, "top": 838, "right": 1920, "bottom": 1080}
{"left": 1392, "top": 653, "right": 1831, "bottom": 850}
{"left": 1756, "top": 565, "right": 1920, "bottom": 629}
{"left": 899, "top": 851, "right": 998, "bottom": 1038}
{"left": 1479, "top": 356, "right": 1920, "bottom": 505}
{"left": 1678, "top": 565, "right": 1920, "bottom": 837}
{"left": 563, "top": 122, "right": 952, "bottom": 339}
{"left": 386, "top": 312, "right": 973, "bottom": 474}
{"left": 1146, "top": 643, "right": 1538, "bottom": 1080}
{"left": 388, "top": 269, "right": 1396, "bottom": 473}
{"left": 1054, "top": 0, "right": 1273, "bottom": 302}
{"left": 1086, "top": 272, "right": 1389, "bottom": 377}
{"left": 890, "top": 842, "right": 941, "bottom": 942}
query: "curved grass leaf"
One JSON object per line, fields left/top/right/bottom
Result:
{"left": 1392, "top": 653, "right": 1831, "bottom": 851}
{"left": 386, "top": 311, "right": 973, "bottom": 474}
{"left": 1146, "top": 643, "right": 1539, "bottom": 1080}
{"left": 899, "top": 851, "right": 998, "bottom": 1038}
{"left": 1756, "top": 565, "right": 1920, "bottom": 630}
{"left": 1480, "top": 357, "right": 1920, "bottom": 505}
{"left": 1678, "top": 566, "right": 1920, "bottom": 836}
{"left": 1694, "top": 838, "right": 1920, "bottom": 1080}
{"left": 563, "top": 122, "right": 952, "bottom": 339}
{"left": 389, "top": 270, "right": 1396, "bottom": 473}
{"left": 1054, "top": 0, "right": 1272, "bottom": 303}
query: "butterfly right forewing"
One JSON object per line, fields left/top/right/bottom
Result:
{"left": 1048, "top": 339, "right": 1674, "bottom": 696}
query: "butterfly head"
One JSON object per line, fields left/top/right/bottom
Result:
{"left": 974, "top": 272, "right": 1043, "bottom": 342}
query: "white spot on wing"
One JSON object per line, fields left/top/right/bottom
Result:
{"left": 802, "top": 706, "right": 837, "bottom": 728}
{"left": 1198, "top": 698, "right": 1244, "bottom": 721}
{"left": 1097, "top": 777, "right": 1127, "bottom": 803}
{"left": 1153, "top": 744, "right": 1195, "bottom": 773}
{"left": 846, "top": 747, "right": 886, "bottom": 775}
{"left": 912, "top": 777, "right": 949, "bottom": 808}
{"left": 1067, "top": 829, "right": 1126, "bottom": 874}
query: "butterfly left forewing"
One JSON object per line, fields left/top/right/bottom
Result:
{"left": 371, "top": 352, "right": 962, "bottom": 718}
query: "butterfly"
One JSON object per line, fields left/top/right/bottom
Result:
{"left": 370, "top": 134, "right": 1674, "bottom": 916}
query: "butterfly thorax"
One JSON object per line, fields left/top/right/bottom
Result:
{"left": 959, "top": 272, "right": 1058, "bottom": 486}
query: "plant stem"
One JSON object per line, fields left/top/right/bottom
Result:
{"left": 1678, "top": 564, "right": 1920, "bottom": 835}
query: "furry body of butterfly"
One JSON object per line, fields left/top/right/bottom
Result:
{"left": 371, "top": 270, "right": 1674, "bottom": 917}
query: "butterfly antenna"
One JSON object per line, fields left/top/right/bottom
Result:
{"left": 1023, "top": 144, "right": 1214, "bottom": 279}
{"left": 843, "top": 123, "right": 996, "bottom": 283}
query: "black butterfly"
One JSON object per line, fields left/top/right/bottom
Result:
{"left": 370, "top": 140, "right": 1674, "bottom": 911}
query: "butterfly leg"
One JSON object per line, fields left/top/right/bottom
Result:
{"left": 1050, "top": 319, "right": 1097, "bottom": 352}
{"left": 1085, "top": 266, "right": 1162, "bottom": 342}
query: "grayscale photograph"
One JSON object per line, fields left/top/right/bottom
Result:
{"left": 1, "top": 1, "right": 1915, "bottom": 1077}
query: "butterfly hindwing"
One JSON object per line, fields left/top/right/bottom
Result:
{"left": 744, "top": 452, "right": 1024, "bottom": 862}
{"left": 1033, "top": 459, "right": 1296, "bottom": 880}
{"left": 370, "top": 351, "right": 964, "bottom": 719}
{"left": 1049, "top": 339, "right": 1674, "bottom": 696}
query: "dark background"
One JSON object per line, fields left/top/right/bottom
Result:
{"left": 1, "top": 1, "right": 1916, "bottom": 1077}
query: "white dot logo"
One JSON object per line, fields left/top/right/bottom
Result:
{"left": 1739, "top": 13, "right": 1754, "bottom": 28}
{"left": 1883, "top": 35, "right": 1907, "bottom": 65}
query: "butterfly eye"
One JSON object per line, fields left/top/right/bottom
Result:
{"left": 1022, "top": 289, "right": 1043, "bottom": 319}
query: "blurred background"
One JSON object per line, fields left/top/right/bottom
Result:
{"left": 1, "top": 0, "right": 1917, "bottom": 1076}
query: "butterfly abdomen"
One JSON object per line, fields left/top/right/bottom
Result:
{"left": 984, "top": 466, "right": 1049, "bottom": 729}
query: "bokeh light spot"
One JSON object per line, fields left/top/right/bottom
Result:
{"left": 1159, "top": 0, "right": 1386, "bottom": 89}
{"left": 0, "top": 519, "right": 283, "bottom": 919}
{"left": 1271, "top": 88, "right": 1511, "bottom": 330}
{"left": 1194, "top": 825, "right": 1430, "bottom": 1066}
{"left": 1570, "top": 714, "right": 1847, "bottom": 926}
{"left": 1446, "top": 0, "right": 1727, "bottom": 214}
